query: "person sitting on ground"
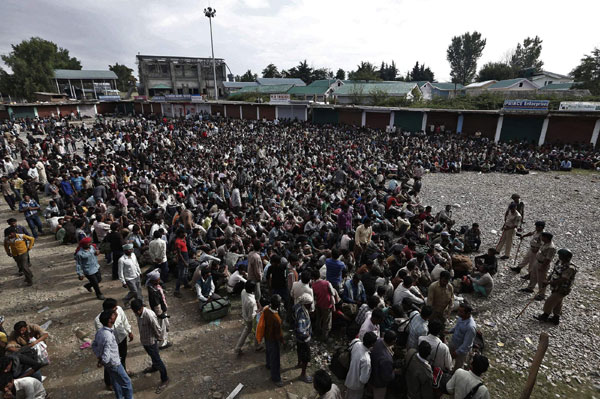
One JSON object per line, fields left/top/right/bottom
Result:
{"left": 470, "top": 262, "right": 494, "bottom": 297}
{"left": 196, "top": 268, "right": 219, "bottom": 308}
{"left": 393, "top": 276, "right": 425, "bottom": 306}
{"left": 474, "top": 248, "right": 498, "bottom": 277}
{"left": 0, "top": 374, "right": 46, "bottom": 399}
{"left": 342, "top": 274, "right": 367, "bottom": 306}
{"left": 464, "top": 223, "right": 481, "bottom": 253}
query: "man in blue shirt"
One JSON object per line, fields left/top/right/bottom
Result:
{"left": 75, "top": 237, "right": 104, "bottom": 300}
{"left": 342, "top": 274, "right": 367, "bottom": 305}
{"left": 449, "top": 302, "right": 477, "bottom": 372}
{"left": 92, "top": 310, "right": 133, "bottom": 398}
{"left": 325, "top": 249, "right": 346, "bottom": 291}
{"left": 71, "top": 172, "right": 85, "bottom": 192}
{"left": 18, "top": 195, "right": 43, "bottom": 238}
{"left": 60, "top": 175, "right": 74, "bottom": 200}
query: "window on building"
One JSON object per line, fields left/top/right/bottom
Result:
{"left": 518, "top": 82, "right": 523, "bottom": 87}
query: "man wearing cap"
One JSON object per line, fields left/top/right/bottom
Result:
{"left": 118, "top": 243, "right": 143, "bottom": 308}
{"left": 75, "top": 237, "right": 104, "bottom": 300}
{"left": 511, "top": 221, "right": 545, "bottom": 275}
{"left": 534, "top": 249, "right": 576, "bottom": 325}
{"left": 505, "top": 194, "right": 525, "bottom": 226}
{"left": 521, "top": 232, "right": 556, "bottom": 300}
{"left": 496, "top": 203, "right": 521, "bottom": 260}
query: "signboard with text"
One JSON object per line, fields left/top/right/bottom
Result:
{"left": 503, "top": 99, "right": 549, "bottom": 112}
{"left": 165, "top": 94, "right": 192, "bottom": 101}
{"left": 270, "top": 94, "right": 290, "bottom": 104}
{"left": 559, "top": 101, "right": 600, "bottom": 112}
{"left": 98, "top": 95, "right": 121, "bottom": 102}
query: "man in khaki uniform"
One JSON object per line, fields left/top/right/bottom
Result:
{"left": 426, "top": 270, "right": 454, "bottom": 323}
{"left": 496, "top": 203, "right": 521, "bottom": 260}
{"left": 534, "top": 248, "right": 576, "bottom": 325}
{"left": 510, "top": 221, "right": 545, "bottom": 275}
{"left": 520, "top": 232, "right": 556, "bottom": 300}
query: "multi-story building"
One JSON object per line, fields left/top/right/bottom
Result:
{"left": 136, "top": 54, "right": 227, "bottom": 99}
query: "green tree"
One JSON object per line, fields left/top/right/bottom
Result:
{"left": 348, "top": 62, "right": 380, "bottom": 81}
{"left": 378, "top": 61, "right": 398, "bottom": 81}
{"left": 311, "top": 68, "right": 332, "bottom": 82}
{"left": 0, "top": 37, "right": 81, "bottom": 100}
{"left": 109, "top": 63, "right": 136, "bottom": 92}
{"left": 285, "top": 60, "right": 313, "bottom": 84}
{"left": 446, "top": 31, "right": 486, "bottom": 85}
{"left": 477, "top": 62, "right": 514, "bottom": 82}
{"left": 571, "top": 47, "right": 600, "bottom": 95}
{"left": 408, "top": 62, "right": 435, "bottom": 82}
{"left": 239, "top": 70, "right": 257, "bottom": 82}
{"left": 261, "top": 63, "right": 281, "bottom": 78}
{"left": 335, "top": 68, "right": 346, "bottom": 80}
{"left": 510, "top": 36, "right": 543, "bottom": 76}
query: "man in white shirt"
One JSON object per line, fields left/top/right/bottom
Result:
{"left": 118, "top": 244, "right": 143, "bottom": 307}
{"left": 1, "top": 376, "right": 46, "bottom": 399}
{"left": 345, "top": 332, "right": 377, "bottom": 399}
{"left": 148, "top": 231, "right": 168, "bottom": 282}
{"left": 234, "top": 281, "right": 258, "bottom": 355}
{"left": 407, "top": 306, "right": 432, "bottom": 349}
{"left": 94, "top": 298, "right": 135, "bottom": 385}
{"left": 227, "top": 269, "right": 247, "bottom": 294}
{"left": 393, "top": 276, "right": 425, "bottom": 306}
{"left": 358, "top": 308, "right": 384, "bottom": 340}
{"left": 290, "top": 271, "right": 314, "bottom": 310}
{"left": 418, "top": 320, "right": 452, "bottom": 371}
{"left": 446, "top": 354, "right": 490, "bottom": 399}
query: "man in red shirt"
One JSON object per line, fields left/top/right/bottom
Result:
{"left": 311, "top": 269, "right": 336, "bottom": 341}
{"left": 173, "top": 229, "right": 190, "bottom": 298}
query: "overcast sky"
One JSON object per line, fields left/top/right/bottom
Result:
{"left": 1, "top": 0, "right": 599, "bottom": 82}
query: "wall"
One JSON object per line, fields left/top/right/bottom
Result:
{"left": 225, "top": 104, "right": 240, "bottom": 119}
{"left": 545, "top": 116, "right": 597, "bottom": 145}
{"left": 277, "top": 105, "right": 306, "bottom": 121}
{"left": 36, "top": 105, "right": 58, "bottom": 118}
{"left": 338, "top": 109, "right": 362, "bottom": 126}
{"left": 500, "top": 115, "right": 545, "bottom": 143}
{"left": 365, "top": 112, "right": 389, "bottom": 129}
{"left": 258, "top": 105, "right": 275, "bottom": 121}
{"left": 427, "top": 111, "right": 458, "bottom": 133}
{"left": 241, "top": 105, "right": 257, "bottom": 120}
{"left": 211, "top": 104, "right": 224, "bottom": 116}
{"left": 461, "top": 113, "right": 498, "bottom": 139}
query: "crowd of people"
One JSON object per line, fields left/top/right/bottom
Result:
{"left": 0, "top": 113, "right": 583, "bottom": 398}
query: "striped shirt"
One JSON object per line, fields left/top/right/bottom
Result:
{"left": 135, "top": 307, "right": 163, "bottom": 346}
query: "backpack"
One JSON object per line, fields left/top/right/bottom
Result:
{"left": 329, "top": 340, "right": 359, "bottom": 380}
{"left": 396, "top": 312, "right": 417, "bottom": 348}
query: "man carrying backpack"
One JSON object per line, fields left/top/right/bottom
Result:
{"left": 446, "top": 354, "right": 490, "bottom": 399}
{"left": 345, "top": 332, "right": 376, "bottom": 399}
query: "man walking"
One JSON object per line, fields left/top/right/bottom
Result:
{"left": 256, "top": 294, "right": 285, "bottom": 387}
{"left": 92, "top": 310, "right": 133, "bottom": 399}
{"left": 3, "top": 227, "right": 34, "bottom": 286}
{"left": 496, "top": 203, "right": 521, "bottom": 260}
{"left": 449, "top": 302, "right": 477, "bottom": 371}
{"left": 94, "top": 299, "right": 134, "bottom": 390}
{"left": 534, "top": 248, "right": 577, "bottom": 326}
{"left": 18, "top": 195, "right": 43, "bottom": 238}
{"left": 148, "top": 230, "right": 168, "bottom": 283}
{"left": 131, "top": 299, "right": 170, "bottom": 394}
{"left": 118, "top": 244, "right": 143, "bottom": 308}
{"left": 235, "top": 281, "right": 258, "bottom": 355}
{"left": 293, "top": 293, "right": 314, "bottom": 383}
{"left": 75, "top": 237, "right": 105, "bottom": 300}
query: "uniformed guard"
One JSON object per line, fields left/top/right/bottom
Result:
{"left": 534, "top": 248, "right": 576, "bottom": 325}
{"left": 505, "top": 193, "right": 525, "bottom": 227}
{"left": 510, "top": 221, "right": 545, "bottom": 275}
{"left": 496, "top": 203, "right": 522, "bottom": 260}
{"left": 520, "top": 232, "right": 556, "bottom": 300}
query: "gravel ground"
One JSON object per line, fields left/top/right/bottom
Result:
{"left": 1, "top": 169, "right": 599, "bottom": 398}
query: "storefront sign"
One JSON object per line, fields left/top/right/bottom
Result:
{"left": 134, "top": 95, "right": 148, "bottom": 101}
{"left": 270, "top": 94, "right": 290, "bottom": 104}
{"left": 98, "top": 95, "right": 121, "bottom": 102}
{"left": 503, "top": 99, "right": 549, "bottom": 112}
{"left": 152, "top": 96, "right": 166, "bottom": 102}
{"left": 191, "top": 95, "right": 206, "bottom": 103}
{"left": 559, "top": 101, "right": 600, "bottom": 112}
{"left": 165, "top": 94, "right": 191, "bottom": 101}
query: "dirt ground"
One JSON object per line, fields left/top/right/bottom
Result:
{"left": 1, "top": 170, "right": 599, "bottom": 399}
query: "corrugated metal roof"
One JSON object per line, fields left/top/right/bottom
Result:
{"left": 233, "top": 84, "right": 295, "bottom": 95}
{"left": 223, "top": 82, "right": 259, "bottom": 88}
{"left": 429, "top": 82, "right": 464, "bottom": 90}
{"left": 464, "top": 80, "right": 496, "bottom": 89}
{"left": 54, "top": 69, "right": 118, "bottom": 80}
{"left": 488, "top": 78, "right": 530, "bottom": 89}
{"left": 538, "top": 82, "right": 575, "bottom": 91}
{"left": 288, "top": 86, "right": 329, "bottom": 95}
{"left": 256, "top": 78, "right": 306, "bottom": 86}
{"left": 334, "top": 81, "right": 418, "bottom": 96}
{"left": 308, "top": 79, "right": 337, "bottom": 88}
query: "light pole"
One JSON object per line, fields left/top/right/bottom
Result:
{"left": 204, "top": 6, "right": 218, "bottom": 100}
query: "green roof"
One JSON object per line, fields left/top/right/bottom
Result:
{"left": 488, "top": 78, "right": 527, "bottom": 89}
{"left": 539, "top": 82, "right": 575, "bottom": 91}
{"left": 430, "top": 82, "right": 463, "bottom": 90}
{"left": 308, "top": 79, "right": 337, "bottom": 87}
{"left": 233, "top": 84, "right": 295, "bottom": 95}
{"left": 334, "top": 81, "right": 417, "bottom": 96}
{"left": 288, "top": 86, "right": 329, "bottom": 96}
{"left": 54, "top": 69, "right": 118, "bottom": 80}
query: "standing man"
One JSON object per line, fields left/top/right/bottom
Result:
{"left": 506, "top": 193, "right": 525, "bottom": 226}
{"left": 148, "top": 230, "right": 168, "bottom": 283}
{"left": 3, "top": 227, "right": 34, "bottom": 286}
{"left": 235, "top": 281, "right": 258, "bottom": 355}
{"left": 496, "top": 203, "right": 521, "bottom": 260}
{"left": 511, "top": 221, "right": 545, "bottom": 275}
{"left": 18, "top": 195, "right": 43, "bottom": 238}
{"left": 325, "top": 249, "right": 346, "bottom": 293}
{"left": 91, "top": 310, "right": 134, "bottom": 399}
{"left": 448, "top": 302, "right": 477, "bottom": 371}
{"left": 94, "top": 299, "right": 134, "bottom": 390}
{"left": 345, "top": 331, "right": 376, "bottom": 399}
{"left": 293, "top": 293, "right": 314, "bottom": 383}
{"left": 426, "top": 271, "right": 454, "bottom": 323}
{"left": 534, "top": 248, "right": 577, "bottom": 326}
{"left": 256, "top": 294, "right": 284, "bottom": 387}
{"left": 520, "top": 232, "right": 556, "bottom": 300}
{"left": 247, "top": 240, "right": 264, "bottom": 304}
{"left": 446, "top": 354, "right": 490, "bottom": 399}
{"left": 311, "top": 269, "right": 336, "bottom": 341}
{"left": 118, "top": 243, "right": 143, "bottom": 308}
{"left": 354, "top": 218, "right": 372, "bottom": 264}
{"left": 75, "top": 237, "right": 105, "bottom": 300}
{"left": 369, "top": 330, "right": 397, "bottom": 399}
{"left": 130, "top": 299, "right": 170, "bottom": 394}
{"left": 404, "top": 341, "right": 434, "bottom": 399}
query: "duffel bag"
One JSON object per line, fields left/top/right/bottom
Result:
{"left": 200, "top": 297, "right": 231, "bottom": 321}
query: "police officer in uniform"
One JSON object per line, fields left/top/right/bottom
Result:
{"left": 520, "top": 232, "right": 556, "bottom": 300}
{"left": 496, "top": 203, "right": 521, "bottom": 260}
{"left": 534, "top": 248, "right": 576, "bottom": 325}
{"left": 505, "top": 194, "right": 525, "bottom": 226}
{"left": 510, "top": 221, "right": 545, "bottom": 275}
